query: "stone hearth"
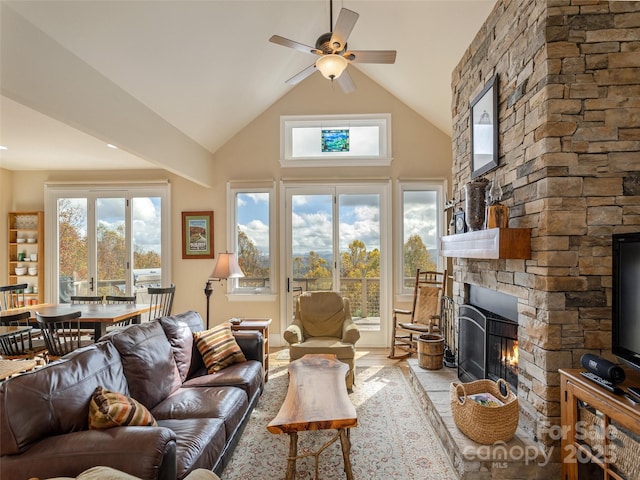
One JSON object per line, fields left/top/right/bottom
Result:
{"left": 407, "top": 359, "right": 560, "bottom": 479}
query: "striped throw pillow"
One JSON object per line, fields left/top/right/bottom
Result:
{"left": 88, "top": 386, "right": 157, "bottom": 429}
{"left": 194, "top": 322, "right": 247, "bottom": 373}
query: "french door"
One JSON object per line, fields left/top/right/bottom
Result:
{"left": 282, "top": 182, "right": 390, "bottom": 346}
{"left": 44, "top": 185, "right": 170, "bottom": 303}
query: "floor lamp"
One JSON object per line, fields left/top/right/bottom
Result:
{"left": 204, "top": 252, "right": 245, "bottom": 329}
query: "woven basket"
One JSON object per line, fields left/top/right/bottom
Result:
{"left": 450, "top": 378, "right": 519, "bottom": 444}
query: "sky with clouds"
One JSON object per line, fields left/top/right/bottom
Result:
{"left": 238, "top": 190, "right": 438, "bottom": 258}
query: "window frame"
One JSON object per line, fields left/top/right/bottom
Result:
{"left": 395, "top": 179, "right": 446, "bottom": 299}
{"left": 227, "top": 181, "right": 276, "bottom": 301}
{"left": 280, "top": 113, "right": 392, "bottom": 168}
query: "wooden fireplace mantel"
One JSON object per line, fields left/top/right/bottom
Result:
{"left": 440, "top": 228, "right": 531, "bottom": 259}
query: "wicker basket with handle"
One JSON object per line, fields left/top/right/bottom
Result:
{"left": 450, "top": 378, "right": 519, "bottom": 444}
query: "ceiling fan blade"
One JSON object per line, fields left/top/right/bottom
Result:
{"left": 330, "top": 8, "right": 359, "bottom": 52}
{"left": 345, "top": 50, "right": 397, "bottom": 64}
{"left": 269, "top": 35, "right": 322, "bottom": 55}
{"left": 285, "top": 64, "right": 318, "bottom": 85}
{"left": 336, "top": 69, "right": 356, "bottom": 94}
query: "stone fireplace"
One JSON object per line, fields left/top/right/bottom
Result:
{"left": 449, "top": 0, "right": 640, "bottom": 466}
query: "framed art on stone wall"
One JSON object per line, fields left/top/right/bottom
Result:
{"left": 470, "top": 74, "right": 499, "bottom": 179}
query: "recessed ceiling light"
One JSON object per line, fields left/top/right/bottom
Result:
{"left": 0, "top": 145, "right": 7, "bottom": 150}
{"left": 107, "top": 144, "right": 118, "bottom": 149}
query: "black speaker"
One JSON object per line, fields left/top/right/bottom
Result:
{"left": 580, "top": 354, "right": 626, "bottom": 384}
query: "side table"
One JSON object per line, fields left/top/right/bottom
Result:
{"left": 230, "top": 318, "right": 272, "bottom": 382}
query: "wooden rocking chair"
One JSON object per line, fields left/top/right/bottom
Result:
{"left": 389, "top": 269, "right": 446, "bottom": 359}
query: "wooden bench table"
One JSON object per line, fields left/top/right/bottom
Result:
{"left": 267, "top": 353, "right": 357, "bottom": 480}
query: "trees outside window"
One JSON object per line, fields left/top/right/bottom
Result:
{"left": 399, "top": 182, "right": 444, "bottom": 292}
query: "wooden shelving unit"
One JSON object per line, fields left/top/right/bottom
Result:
{"left": 440, "top": 227, "right": 531, "bottom": 259}
{"left": 560, "top": 368, "right": 640, "bottom": 480}
{"left": 7, "top": 212, "right": 44, "bottom": 304}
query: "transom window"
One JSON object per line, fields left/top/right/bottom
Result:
{"left": 281, "top": 114, "right": 392, "bottom": 167}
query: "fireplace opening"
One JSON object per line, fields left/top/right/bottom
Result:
{"left": 457, "top": 286, "right": 519, "bottom": 393}
{"left": 486, "top": 315, "right": 518, "bottom": 388}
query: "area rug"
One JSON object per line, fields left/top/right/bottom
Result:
{"left": 222, "top": 364, "right": 456, "bottom": 479}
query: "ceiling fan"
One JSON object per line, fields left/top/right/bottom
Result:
{"left": 269, "top": 1, "right": 396, "bottom": 94}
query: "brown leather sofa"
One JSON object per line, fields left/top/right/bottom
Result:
{"left": 0, "top": 311, "right": 264, "bottom": 480}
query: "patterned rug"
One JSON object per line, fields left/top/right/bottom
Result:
{"left": 222, "top": 364, "right": 456, "bottom": 479}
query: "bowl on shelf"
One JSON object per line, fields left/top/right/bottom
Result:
{"left": 16, "top": 238, "right": 26, "bottom": 244}
{"left": 15, "top": 267, "right": 27, "bottom": 275}
{"left": 28, "top": 267, "right": 38, "bottom": 276}
{"left": 27, "top": 238, "right": 37, "bottom": 244}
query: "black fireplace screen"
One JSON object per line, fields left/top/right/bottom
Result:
{"left": 458, "top": 304, "right": 518, "bottom": 392}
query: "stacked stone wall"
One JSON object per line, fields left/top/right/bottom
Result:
{"left": 451, "top": 0, "right": 640, "bottom": 455}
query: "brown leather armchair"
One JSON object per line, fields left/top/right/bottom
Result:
{"left": 284, "top": 291, "right": 360, "bottom": 389}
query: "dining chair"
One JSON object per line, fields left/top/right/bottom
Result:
{"left": 69, "top": 295, "right": 104, "bottom": 338}
{"left": 146, "top": 284, "right": 175, "bottom": 322}
{"left": 0, "top": 284, "right": 28, "bottom": 310}
{"left": 70, "top": 295, "right": 104, "bottom": 304}
{"left": 0, "top": 311, "right": 47, "bottom": 361}
{"left": 36, "top": 310, "right": 91, "bottom": 360}
{"left": 105, "top": 295, "right": 137, "bottom": 331}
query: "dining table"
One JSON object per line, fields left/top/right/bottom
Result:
{"left": 0, "top": 303, "right": 151, "bottom": 341}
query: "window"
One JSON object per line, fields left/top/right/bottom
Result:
{"left": 44, "top": 183, "right": 170, "bottom": 302}
{"left": 397, "top": 180, "right": 445, "bottom": 295}
{"left": 227, "top": 181, "right": 275, "bottom": 297}
{"left": 281, "top": 114, "right": 392, "bottom": 167}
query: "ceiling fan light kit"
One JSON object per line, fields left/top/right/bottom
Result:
{"left": 316, "top": 54, "right": 348, "bottom": 80}
{"left": 269, "top": 1, "right": 396, "bottom": 93}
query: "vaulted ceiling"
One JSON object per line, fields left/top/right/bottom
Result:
{"left": 0, "top": 0, "right": 497, "bottom": 176}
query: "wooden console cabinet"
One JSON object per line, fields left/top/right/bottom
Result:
{"left": 560, "top": 368, "right": 640, "bottom": 480}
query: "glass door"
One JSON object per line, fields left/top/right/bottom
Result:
{"left": 57, "top": 193, "right": 128, "bottom": 300}
{"left": 46, "top": 185, "right": 170, "bottom": 303}
{"left": 284, "top": 182, "right": 390, "bottom": 346}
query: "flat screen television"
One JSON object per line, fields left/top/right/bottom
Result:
{"left": 612, "top": 231, "right": 640, "bottom": 371}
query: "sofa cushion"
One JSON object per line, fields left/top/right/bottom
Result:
{"left": 89, "top": 386, "right": 157, "bottom": 429}
{"left": 157, "top": 418, "right": 226, "bottom": 480}
{"left": 0, "top": 342, "right": 128, "bottom": 455}
{"left": 194, "top": 323, "right": 246, "bottom": 372}
{"left": 151, "top": 386, "right": 248, "bottom": 439}
{"left": 182, "top": 360, "right": 263, "bottom": 400}
{"left": 108, "top": 320, "right": 182, "bottom": 409}
{"left": 160, "top": 311, "right": 205, "bottom": 382}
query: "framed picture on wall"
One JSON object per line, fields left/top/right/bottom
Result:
{"left": 182, "top": 211, "right": 214, "bottom": 259}
{"left": 470, "top": 74, "right": 499, "bottom": 179}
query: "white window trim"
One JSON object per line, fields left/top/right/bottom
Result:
{"left": 226, "top": 180, "right": 276, "bottom": 301}
{"left": 280, "top": 113, "right": 392, "bottom": 168}
{"left": 395, "top": 179, "right": 447, "bottom": 302}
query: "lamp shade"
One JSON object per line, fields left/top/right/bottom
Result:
{"left": 209, "top": 252, "right": 245, "bottom": 279}
{"left": 316, "top": 54, "right": 348, "bottom": 80}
